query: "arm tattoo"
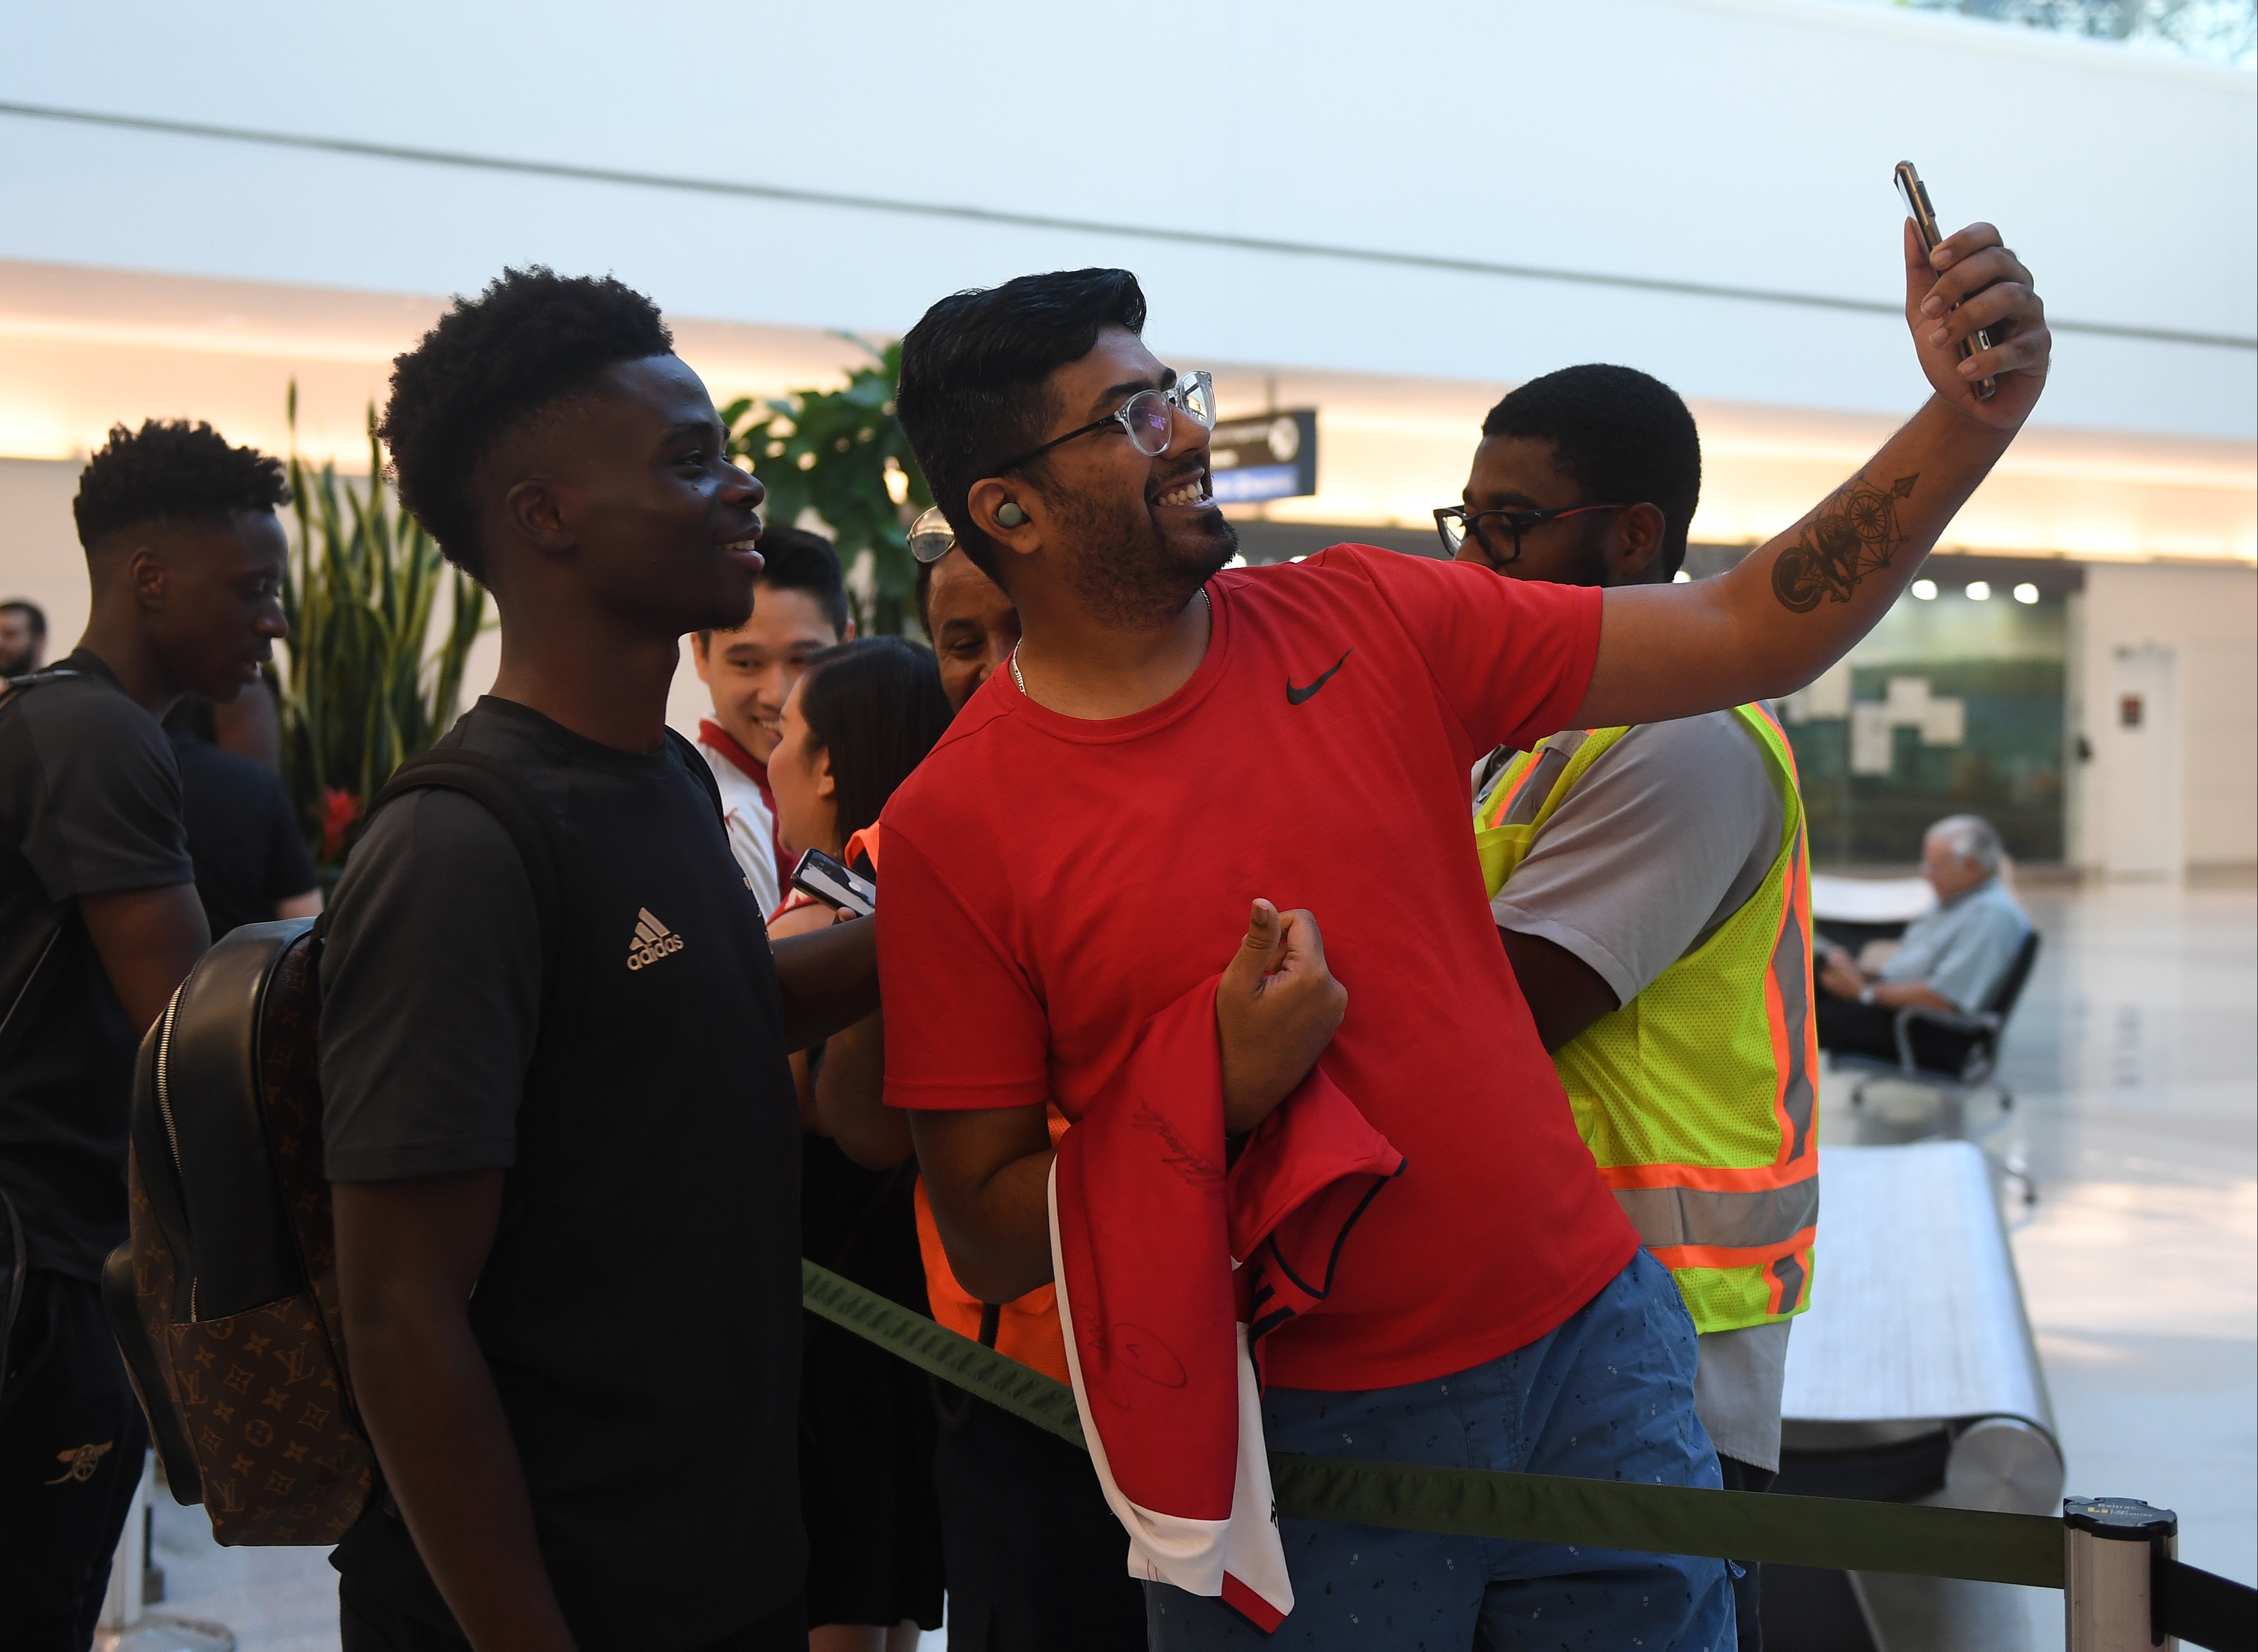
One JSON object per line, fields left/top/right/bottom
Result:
{"left": 1771, "top": 473, "right": 1919, "bottom": 613}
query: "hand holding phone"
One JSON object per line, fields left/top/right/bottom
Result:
{"left": 791, "top": 849, "right": 876, "bottom": 918}
{"left": 1895, "top": 161, "right": 1997, "bottom": 401}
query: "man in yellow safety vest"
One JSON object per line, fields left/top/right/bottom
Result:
{"left": 1451, "top": 364, "right": 1818, "bottom": 1652}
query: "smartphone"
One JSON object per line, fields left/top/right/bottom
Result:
{"left": 790, "top": 848, "right": 876, "bottom": 918}
{"left": 1895, "top": 161, "right": 1996, "bottom": 401}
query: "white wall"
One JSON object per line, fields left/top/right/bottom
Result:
{"left": 2, "top": 0, "right": 2250, "bottom": 439}
{"left": 4, "top": 453, "right": 740, "bottom": 742}
{"left": 0, "top": 459, "right": 83, "bottom": 648}
{"left": 14, "top": 435, "right": 2252, "bottom": 862}
{"left": 2067, "top": 562, "right": 2258, "bottom": 873}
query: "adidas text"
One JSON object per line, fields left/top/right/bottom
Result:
{"left": 626, "top": 908, "right": 685, "bottom": 971}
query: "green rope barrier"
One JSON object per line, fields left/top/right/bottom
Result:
{"left": 802, "top": 1259, "right": 1084, "bottom": 1447}
{"left": 1267, "top": 1455, "right": 2061, "bottom": 1587}
{"left": 802, "top": 1261, "right": 2064, "bottom": 1589}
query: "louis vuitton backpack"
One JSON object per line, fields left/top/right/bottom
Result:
{"left": 99, "top": 746, "right": 571, "bottom": 1544}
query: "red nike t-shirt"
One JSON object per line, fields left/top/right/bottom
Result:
{"left": 877, "top": 544, "right": 1640, "bottom": 1392}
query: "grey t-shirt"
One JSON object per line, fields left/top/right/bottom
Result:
{"left": 1486, "top": 710, "right": 1794, "bottom": 1472}
{"left": 1487, "top": 712, "right": 1784, "bottom": 1005}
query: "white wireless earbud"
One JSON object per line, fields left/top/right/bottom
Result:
{"left": 995, "top": 502, "right": 1027, "bottom": 528}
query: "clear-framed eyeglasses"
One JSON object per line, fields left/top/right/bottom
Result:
{"left": 908, "top": 505, "right": 957, "bottom": 565}
{"left": 993, "top": 370, "right": 1217, "bottom": 475}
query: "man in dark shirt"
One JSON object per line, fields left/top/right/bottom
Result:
{"left": 322, "top": 267, "right": 879, "bottom": 1652}
{"left": 0, "top": 599, "right": 46, "bottom": 676}
{"left": 164, "top": 693, "right": 322, "bottom": 938}
{"left": 0, "top": 420, "right": 290, "bottom": 1650}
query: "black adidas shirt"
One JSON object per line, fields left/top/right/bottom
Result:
{"left": 320, "top": 697, "right": 805, "bottom": 1647}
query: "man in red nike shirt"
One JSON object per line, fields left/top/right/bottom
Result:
{"left": 880, "top": 226, "right": 2049, "bottom": 1650}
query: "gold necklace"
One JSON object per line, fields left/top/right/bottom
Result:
{"left": 1011, "top": 588, "right": 1212, "bottom": 701}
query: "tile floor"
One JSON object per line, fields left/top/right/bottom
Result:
{"left": 1823, "top": 871, "right": 2257, "bottom": 1646}
{"left": 114, "top": 875, "right": 2256, "bottom": 1651}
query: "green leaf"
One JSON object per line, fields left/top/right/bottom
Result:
{"left": 275, "top": 397, "right": 490, "bottom": 869}
{"left": 710, "top": 345, "right": 929, "bottom": 634}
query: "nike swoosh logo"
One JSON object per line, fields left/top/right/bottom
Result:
{"left": 1287, "top": 649, "right": 1353, "bottom": 705}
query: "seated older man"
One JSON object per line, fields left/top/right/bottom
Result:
{"left": 1817, "top": 814, "right": 2032, "bottom": 1070}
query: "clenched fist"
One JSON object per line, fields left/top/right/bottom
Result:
{"left": 1216, "top": 899, "right": 1348, "bottom": 1137}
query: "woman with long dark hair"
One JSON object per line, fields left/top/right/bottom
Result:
{"left": 766, "top": 637, "right": 951, "bottom": 1652}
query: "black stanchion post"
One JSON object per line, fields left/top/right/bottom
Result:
{"left": 2064, "top": 1497, "right": 2177, "bottom": 1651}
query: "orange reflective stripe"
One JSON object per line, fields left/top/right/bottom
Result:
{"left": 1747, "top": 699, "right": 1802, "bottom": 785}
{"left": 1770, "top": 824, "right": 1818, "bottom": 1166}
{"left": 1600, "top": 1160, "right": 1818, "bottom": 1194}
{"left": 1478, "top": 748, "right": 1550, "bottom": 830}
{"left": 1764, "top": 877, "right": 1795, "bottom": 1160}
{"left": 1754, "top": 723, "right": 1817, "bottom": 1171}
{"left": 1648, "top": 1226, "right": 1817, "bottom": 1274}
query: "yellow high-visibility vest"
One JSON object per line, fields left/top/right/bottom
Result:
{"left": 1476, "top": 703, "right": 1819, "bottom": 1333}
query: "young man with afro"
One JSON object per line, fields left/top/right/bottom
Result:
{"left": 0, "top": 419, "right": 289, "bottom": 1648}
{"left": 320, "top": 268, "right": 880, "bottom": 1651}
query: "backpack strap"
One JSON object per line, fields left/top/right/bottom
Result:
{"left": 345, "top": 750, "right": 567, "bottom": 981}
{"left": 4, "top": 666, "right": 111, "bottom": 1385}
{"left": 1, "top": 670, "right": 96, "bottom": 1081}
{"left": 0, "top": 665, "right": 84, "bottom": 699}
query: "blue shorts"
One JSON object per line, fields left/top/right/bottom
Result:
{"left": 1144, "top": 1250, "right": 1735, "bottom": 1650}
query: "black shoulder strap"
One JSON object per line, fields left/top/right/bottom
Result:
{"left": 0, "top": 665, "right": 84, "bottom": 711}
{"left": 664, "top": 725, "right": 726, "bottom": 827}
{"left": 0, "top": 670, "right": 92, "bottom": 1065}
{"left": 342, "top": 750, "right": 567, "bottom": 979}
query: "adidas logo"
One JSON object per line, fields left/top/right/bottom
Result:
{"left": 626, "top": 908, "right": 685, "bottom": 972}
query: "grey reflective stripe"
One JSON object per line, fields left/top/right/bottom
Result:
{"left": 1768, "top": 828, "right": 1817, "bottom": 1162}
{"left": 1769, "top": 1251, "right": 1808, "bottom": 1314}
{"left": 1494, "top": 733, "right": 1588, "bottom": 827}
{"left": 1613, "top": 1173, "right": 1820, "bottom": 1252}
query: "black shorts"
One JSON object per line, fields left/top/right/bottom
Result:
{"left": 930, "top": 1390, "right": 1145, "bottom": 1652}
{"left": 0, "top": 1269, "right": 149, "bottom": 1652}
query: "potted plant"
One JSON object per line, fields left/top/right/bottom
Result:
{"left": 277, "top": 388, "right": 489, "bottom": 876}
{"left": 723, "top": 339, "right": 929, "bottom": 636}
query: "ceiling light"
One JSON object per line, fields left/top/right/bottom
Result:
{"left": 2012, "top": 582, "right": 2040, "bottom": 604}
{"left": 1911, "top": 578, "right": 1938, "bottom": 600}
{"left": 1966, "top": 580, "right": 1992, "bottom": 601}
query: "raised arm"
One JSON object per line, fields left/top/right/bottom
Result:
{"left": 1574, "top": 221, "right": 2050, "bottom": 729}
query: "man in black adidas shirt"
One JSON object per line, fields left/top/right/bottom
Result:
{"left": 0, "top": 420, "right": 290, "bottom": 1649}
{"left": 321, "top": 269, "right": 879, "bottom": 1652}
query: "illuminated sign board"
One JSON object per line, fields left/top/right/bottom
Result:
{"left": 1207, "top": 409, "right": 1317, "bottom": 504}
